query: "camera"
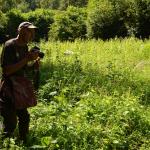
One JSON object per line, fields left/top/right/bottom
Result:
{"left": 31, "top": 46, "right": 45, "bottom": 58}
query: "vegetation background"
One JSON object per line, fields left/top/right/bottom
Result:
{"left": 0, "top": 0, "right": 150, "bottom": 149}
{"left": 0, "top": 0, "right": 150, "bottom": 43}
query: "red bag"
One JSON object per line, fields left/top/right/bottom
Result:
{"left": 11, "top": 76, "right": 37, "bottom": 109}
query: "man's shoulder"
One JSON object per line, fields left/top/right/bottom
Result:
{"left": 5, "top": 38, "right": 16, "bottom": 47}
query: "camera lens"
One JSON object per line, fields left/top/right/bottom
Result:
{"left": 31, "top": 46, "right": 45, "bottom": 58}
{"left": 39, "top": 52, "right": 44, "bottom": 58}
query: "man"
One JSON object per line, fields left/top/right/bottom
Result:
{"left": 0, "top": 22, "right": 39, "bottom": 143}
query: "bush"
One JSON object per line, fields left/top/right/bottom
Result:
{"left": 39, "top": 0, "right": 60, "bottom": 10}
{"left": 135, "top": 0, "right": 150, "bottom": 38}
{"left": 87, "top": 0, "right": 150, "bottom": 39}
{"left": 6, "top": 9, "right": 25, "bottom": 38}
{"left": 0, "top": 0, "right": 29, "bottom": 13}
{"left": 119, "top": 0, "right": 150, "bottom": 38}
{"left": 0, "top": 11, "right": 8, "bottom": 43}
{"left": 59, "top": 0, "right": 88, "bottom": 10}
{"left": 87, "top": 0, "right": 127, "bottom": 39}
{"left": 49, "top": 6, "right": 87, "bottom": 41}
{"left": 1, "top": 9, "right": 55, "bottom": 42}
{"left": 24, "top": 9, "right": 55, "bottom": 41}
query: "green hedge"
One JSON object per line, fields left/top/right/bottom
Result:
{"left": 0, "top": 11, "right": 8, "bottom": 43}
{"left": 87, "top": 0, "right": 127, "bottom": 39}
{"left": 0, "top": 0, "right": 150, "bottom": 43}
{"left": 87, "top": 0, "right": 150, "bottom": 39}
{"left": 49, "top": 6, "right": 87, "bottom": 41}
{"left": 59, "top": 0, "right": 88, "bottom": 10}
{"left": 134, "top": 0, "right": 150, "bottom": 38}
{"left": 6, "top": 9, "right": 25, "bottom": 38}
{"left": 24, "top": 9, "right": 55, "bottom": 41}
{"left": 0, "top": 9, "right": 55, "bottom": 43}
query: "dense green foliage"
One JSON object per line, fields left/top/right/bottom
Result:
{"left": 0, "top": 9, "right": 56, "bottom": 43}
{"left": 0, "top": 0, "right": 88, "bottom": 12}
{"left": 0, "top": 11, "right": 7, "bottom": 42}
{"left": 24, "top": 9, "right": 55, "bottom": 41}
{"left": 87, "top": 0, "right": 150, "bottom": 39}
{"left": 49, "top": 6, "right": 87, "bottom": 41}
{"left": 6, "top": 9, "right": 25, "bottom": 38}
{"left": 0, "top": 38, "right": 149, "bottom": 149}
{"left": 87, "top": 0, "right": 127, "bottom": 39}
{"left": 0, "top": 0, "right": 150, "bottom": 43}
{"left": 0, "top": 1, "right": 149, "bottom": 148}
{"left": 134, "top": 0, "right": 150, "bottom": 38}
{"left": 0, "top": 0, "right": 29, "bottom": 12}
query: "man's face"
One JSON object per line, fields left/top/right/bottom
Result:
{"left": 19, "top": 27, "right": 35, "bottom": 43}
{"left": 24, "top": 28, "right": 35, "bottom": 42}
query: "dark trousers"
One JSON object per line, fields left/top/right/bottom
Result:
{"left": 1, "top": 102, "right": 30, "bottom": 141}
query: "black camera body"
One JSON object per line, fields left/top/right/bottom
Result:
{"left": 31, "top": 46, "right": 44, "bottom": 58}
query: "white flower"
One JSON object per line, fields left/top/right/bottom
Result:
{"left": 64, "top": 50, "right": 74, "bottom": 55}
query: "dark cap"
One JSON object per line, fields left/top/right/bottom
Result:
{"left": 18, "top": 21, "right": 37, "bottom": 31}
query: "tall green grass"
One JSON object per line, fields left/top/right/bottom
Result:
{"left": 0, "top": 37, "right": 150, "bottom": 149}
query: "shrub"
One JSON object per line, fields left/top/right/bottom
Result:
{"left": 0, "top": 0, "right": 29, "bottom": 13}
{"left": 39, "top": 0, "right": 60, "bottom": 10}
{"left": 87, "top": 0, "right": 127, "bottom": 39}
{"left": 109, "top": 0, "right": 136, "bottom": 36}
{"left": 24, "top": 9, "right": 55, "bottom": 41}
{"left": 49, "top": 6, "right": 87, "bottom": 41}
{"left": 118, "top": 0, "right": 150, "bottom": 38}
{"left": 6, "top": 9, "right": 25, "bottom": 38}
{"left": 59, "top": 0, "right": 88, "bottom": 10}
{"left": 135, "top": 0, "right": 150, "bottom": 38}
{"left": 87, "top": 0, "right": 150, "bottom": 39}
{"left": 0, "top": 11, "right": 8, "bottom": 43}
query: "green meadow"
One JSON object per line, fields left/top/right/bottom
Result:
{"left": 0, "top": 37, "right": 150, "bottom": 149}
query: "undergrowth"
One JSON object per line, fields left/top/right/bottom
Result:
{"left": 0, "top": 38, "right": 150, "bottom": 149}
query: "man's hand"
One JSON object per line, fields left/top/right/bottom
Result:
{"left": 26, "top": 51, "right": 39, "bottom": 61}
{"left": 34, "top": 58, "right": 40, "bottom": 70}
{"left": 2, "top": 52, "right": 39, "bottom": 77}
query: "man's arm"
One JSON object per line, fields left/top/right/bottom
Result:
{"left": 2, "top": 52, "right": 39, "bottom": 77}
